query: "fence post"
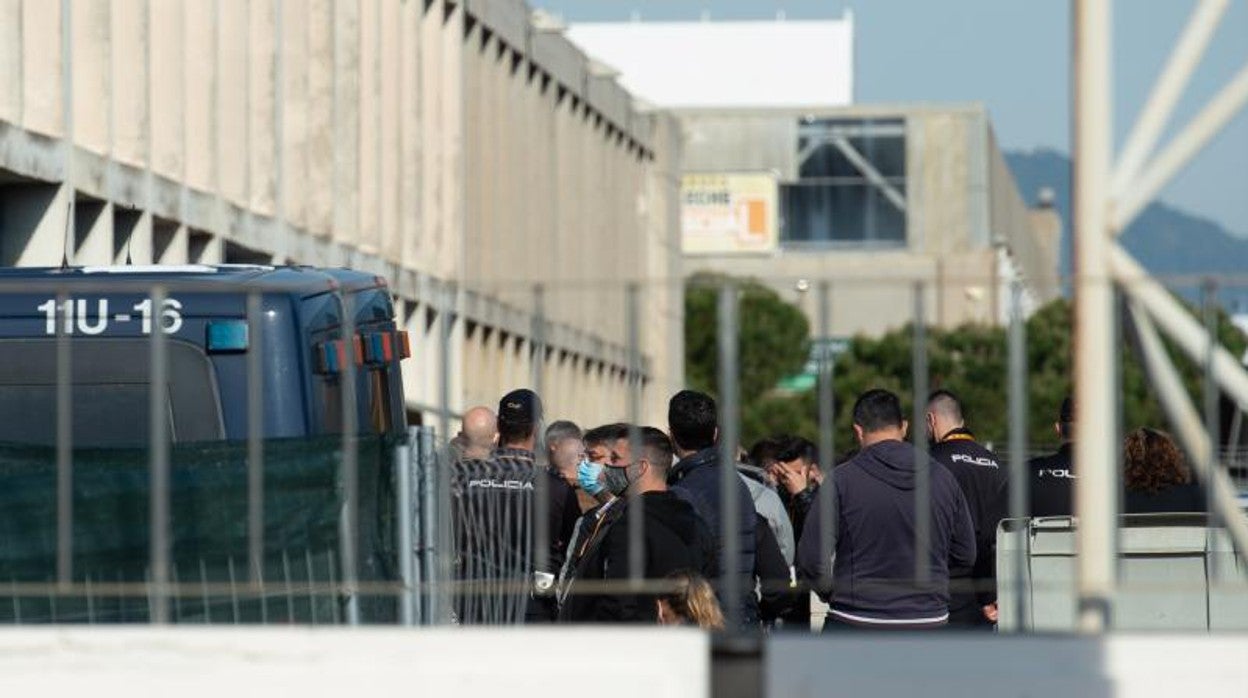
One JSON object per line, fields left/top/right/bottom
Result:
{"left": 397, "top": 430, "right": 416, "bottom": 626}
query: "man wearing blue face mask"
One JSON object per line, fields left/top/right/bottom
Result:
{"left": 558, "top": 427, "right": 716, "bottom": 623}
{"left": 556, "top": 423, "right": 628, "bottom": 610}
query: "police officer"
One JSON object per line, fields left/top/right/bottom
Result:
{"left": 926, "top": 390, "right": 1008, "bottom": 628}
{"left": 1028, "top": 396, "right": 1076, "bottom": 517}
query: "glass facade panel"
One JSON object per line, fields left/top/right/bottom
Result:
{"left": 781, "top": 119, "right": 907, "bottom": 247}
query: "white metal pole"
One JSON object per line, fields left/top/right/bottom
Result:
{"left": 1126, "top": 302, "right": 1248, "bottom": 558}
{"left": 1072, "top": 0, "right": 1116, "bottom": 634}
{"left": 1113, "top": 62, "right": 1248, "bottom": 233}
{"left": 1110, "top": 245, "right": 1248, "bottom": 412}
{"left": 1110, "top": 0, "right": 1230, "bottom": 198}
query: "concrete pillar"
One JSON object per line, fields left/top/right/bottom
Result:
{"left": 183, "top": 0, "right": 214, "bottom": 193}
{"left": 399, "top": 0, "right": 421, "bottom": 269}
{"left": 21, "top": 1, "right": 62, "bottom": 136}
{"left": 280, "top": 0, "right": 309, "bottom": 234}
{"left": 305, "top": 0, "right": 334, "bottom": 238}
{"left": 0, "top": 183, "right": 68, "bottom": 266}
{"left": 216, "top": 0, "right": 247, "bottom": 206}
{"left": 149, "top": 0, "right": 184, "bottom": 181}
{"left": 333, "top": 0, "right": 360, "bottom": 242}
{"left": 110, "top": 0, "right": 147, "bottom": 169}
{"left": 397, "top": 300, "right": 422, "bottom": 414}
{"left": 72, "top": 0, "right": 111, "bottom": 156}
{"left": 0, "top": 0, "right": 21, "bottom": 124}
{"left": 247, "top": 0, "right": 277, "bottom": 218}
{"left": 438, "top": 1, "right": 463, "bottom": 281}
{"left": 357, "top": 0, "right": 380, "bottom": 252}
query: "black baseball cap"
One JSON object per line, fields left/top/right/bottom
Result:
{"left": 498, "top": 389, "right": 542, "bottom": 425}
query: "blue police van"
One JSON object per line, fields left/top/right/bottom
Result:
{"left": 0, "top": 265, "right": 411, "bottom": 623}
{"left": 0, "top": 264, "right": 409, "bottom": 445}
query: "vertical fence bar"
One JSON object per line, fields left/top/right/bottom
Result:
{"left": 816, "top": 282, "right": 837, "bottom": 600}
{"left": 56, "top": 291, "right": 73, "bottom": 587}
{"left": 1203, "top": 279, "right": 1221, "bottom": 575}
{"left": 912, "top": 282, "right": 931, "bottom": 584}
{"left": 306, "top": 548, "right": 319, "bottom": 625}
{"left": 199, "top": 559, "right": 211, "bottom": 624}
{"left": 439, "top": 287, "right": 459, "bottom": 624}
{"left": 1008, "top": 281, "right": 1030, "bottom": 629}
{"left": 246, "top": 291, "right": 265, "bottom": 590}
{"left": 438, "top": 285, "right": 453, "bottom": 476}
{"left": 227, "top": 556, "right": 240, "bottom": 624}
{"left": 283, "top": 550, "right": 295, "bottom": 623}
{"left": 149, "top": 286, "right": 171, "bottom": 624}
{"left": 626, "top": 283, "right": 645, "bottom": 587}
{"left": 339, "top": 290, "right": 360, "bottom": 625}
{"left": 531, "top": 284, "right": 550, "bottom": 588}
{"left": 717, "top": 282, "right": 742, "bottom": 631}
{"left": 397, "top": 437, "right": 415, "bottom": 626}
{"left": 86, "top": 575, "right": 95, "bottom": 625}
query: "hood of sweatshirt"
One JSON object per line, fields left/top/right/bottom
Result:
{"left": 853, "top": 439, "right": 920, "bottom": 491}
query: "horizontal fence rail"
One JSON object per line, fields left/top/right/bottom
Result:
{"left": 0, "top": 273, "right": 1244, "bottom": 634}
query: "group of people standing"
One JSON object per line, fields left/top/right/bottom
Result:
{"left": 448, "top": 384, "right": 1207, "bottom": 632}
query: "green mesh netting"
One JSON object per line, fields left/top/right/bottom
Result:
{"left": 0, "top": 435, "right": 399, "bottom": 624}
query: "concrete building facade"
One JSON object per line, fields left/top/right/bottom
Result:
{"left": 0, "top": 0, "right": 683, "bottom": 428}
{"left": 678, "top": 105, "right": 1062, "bottom": 337}
{"left": 568, "top": 18, "right": 1060, "bottom": 340}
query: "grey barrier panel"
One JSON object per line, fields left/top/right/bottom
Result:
{"left": 1210, "top": 526, "right": 1248, "bottom": 630}
{"left": 997, "top": 515, "right": 1248, "bottom": 632}
{"left": 767, "top": 634, "right": 1112, "bottom": 698}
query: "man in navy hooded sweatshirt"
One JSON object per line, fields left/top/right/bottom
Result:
{"left": 797, "top": 389, "right": 976, "bottom": 630}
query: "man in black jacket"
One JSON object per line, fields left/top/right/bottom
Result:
{"left": 797, "top": 389, "right": 976, "bottom": 629}
{"left": 559, "top": 427, "right": 716, "bottom": 622}
{"left": 667, "top": 390, "right": 759, "bottom": 629}
{"left": 1029, "top": 396, "right": 1076, "bottom": 517}
{"left": 926, "top": 390, "right": 1008, "bottom": 628}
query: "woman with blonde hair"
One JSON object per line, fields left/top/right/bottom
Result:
{"left": 656, "top": 572, "right": 725, "bottom": 630}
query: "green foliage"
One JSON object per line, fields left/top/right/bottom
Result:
{"left": 684, "top": 278, "right": 1248, "bottom": 456}
{"left": 684, "top": 273, "right": 811, "bottom": 401}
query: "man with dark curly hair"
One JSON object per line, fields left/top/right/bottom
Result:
{"left": 1123, "top": 427, "right": 1206, "bottom": 513}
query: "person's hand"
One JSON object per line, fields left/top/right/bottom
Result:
{"left": 982, "top": 603, "right": 998, "bottom": 624}
{"left": 773, "top": 465, "right": 807, "bottom": 496}
{"left": 809, "top": 467, "right": 825, "bottom": 486}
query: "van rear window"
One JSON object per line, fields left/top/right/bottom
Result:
{"left": 0, "top": 339, "right": 224, "bottom": 448}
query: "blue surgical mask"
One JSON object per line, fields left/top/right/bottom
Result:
{"left": 577, "top": 459, "right": 605, "bottom": 495}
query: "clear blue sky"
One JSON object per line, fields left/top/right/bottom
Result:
{"left": 535, "top": 0, "right": 1248, "bottom": 236}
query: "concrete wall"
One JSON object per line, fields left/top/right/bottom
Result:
{"left": 680, "top": 105, "right": 1061, "bottom": 337}
{"left": 0, "top": 0, "right": 682, "bottom": 430}
{"left": 0, "top": 628, "right": 711, "bottom": 697}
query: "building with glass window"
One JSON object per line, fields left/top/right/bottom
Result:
{"left": 676, "top": 104, "right": 1061, "bottom": 335}
{"left": 569, "top": 16, "right": 1061, "bottom": 337}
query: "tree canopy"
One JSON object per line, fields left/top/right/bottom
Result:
{"left": 684, "top": 276, "right": 1247, "bottom": 459}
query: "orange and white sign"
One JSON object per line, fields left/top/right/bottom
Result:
{"left": 680, "top": 173, "right": 778, "bottom": 255}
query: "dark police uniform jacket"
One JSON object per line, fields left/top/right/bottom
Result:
{"left": 930, "top": 428, "right": 1008, "bottom": 624}
{"left": 1028, "top": 443, "right": 1075, "bottom": 517}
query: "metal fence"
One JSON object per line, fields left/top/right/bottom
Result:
{"left": 1, "top": 271, "right": 1247, "bottom": 634}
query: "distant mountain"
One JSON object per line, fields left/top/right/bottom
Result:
{"left": 1006, "top": 148, "right": 1248, "bottom": 308}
